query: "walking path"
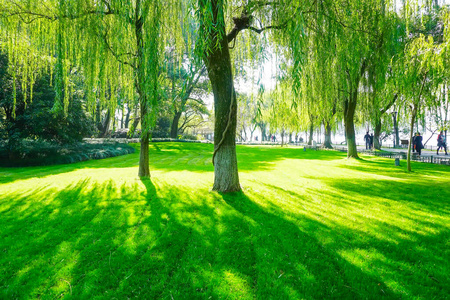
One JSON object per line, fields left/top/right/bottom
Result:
{"left": 372, "top": 146, "right": 447, "bottom": 158}
{"left": 329, "top": 144, "right": 450, "bottom": 165}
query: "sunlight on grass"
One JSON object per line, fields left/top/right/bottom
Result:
{"left": 0, "top": 143, "right": 449, "bottom": 299}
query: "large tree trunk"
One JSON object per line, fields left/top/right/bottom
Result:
{"left": 343, "top": 61, "right": 365, "bottom": 159}
{"left": 374, "top": 118, "right": 382, "bottom": 150}
{"left": 323, "top": 121, "right": 333, "bottom": 149}
{"left": 344, "top": 93, "right": 359, "bottom": 158}
{"left": 170, "top": 111, "right": 182, "bottom": 138}
{"left": 204, "top": 2, "right": 240, "bottom": 192}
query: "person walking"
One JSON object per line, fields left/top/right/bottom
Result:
{"left": 437, "top": 131, "right": 448, "bottom": 155}
{"left": 364, "top": 131, "right": 371, "bottom": 150}
{"left": 370, "top": 133, "right": 374, "bottom": 150}
{"left": 414, "top": 132, "right": 424, "bottom": 155}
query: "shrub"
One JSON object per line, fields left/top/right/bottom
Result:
{"left": 0, "top": 141, "right": 135, "bottom": 167}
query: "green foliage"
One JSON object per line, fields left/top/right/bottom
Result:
{"left": 152, "top": 115, "right": 171, "bottom": 138}
{"left": 0, "top": 141, "right": 135, "bottom": 167}
{"left": 0, "top": 52, "right": 95, "bottom": 152}
{"left": 0, "top": 142, "right": 448, "bottom": 298}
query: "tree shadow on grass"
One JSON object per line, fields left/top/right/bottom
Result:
{"left": 0, "top": 178, "right": 367, "bottom": 299}
{"left": 277, "top": 177, "right": 450, "bottom": 298}
{"left": 220, "top": 191, "right": 399, "bottom": 299}
{"left": 3, "top": 172, "right": 446, "bottom": 299}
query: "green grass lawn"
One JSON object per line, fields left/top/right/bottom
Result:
{"left": 1, "top": 143, "right": 449, "bottom": 299}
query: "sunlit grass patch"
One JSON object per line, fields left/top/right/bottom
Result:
{"left": 0, "top": 143, "right": 448, "bottom": 299}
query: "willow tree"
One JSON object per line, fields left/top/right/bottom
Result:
{"left": 0, "top": 0, "right": 186, "bottom": 178}
{"left": 194, "top": 0, "right": 315, "bottom": 191}
{"left": 335, "top": 1, "right": 398, "bottom": 157}
{"left": 397, "top": 34, "right": 444, "bottom": 171}
{"left": 296, "top": 27, "right": 339, "bottom": 149}
{"left": 261, "top": 79, "right": 299, "bottom": 146}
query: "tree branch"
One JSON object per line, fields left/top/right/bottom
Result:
{"left": 380, "top": 93, "right": 398, "bottom": 114}
{"left": 1, "top": 0, "right": 128, "bottom": 23}
{"left": 187, "top": 98, "right": 205, "bottom": 105}
{"left": 100, "top": 31, "right": 137, "bottom": 69}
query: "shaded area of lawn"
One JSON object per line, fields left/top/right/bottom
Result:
{"left": 0, "top": 143, "right": 448, "bottom": 299}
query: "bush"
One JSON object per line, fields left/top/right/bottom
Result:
{"left": 0, "top": 141, "right": 135, "bottom": 167}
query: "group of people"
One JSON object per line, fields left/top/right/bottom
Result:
{"left": 364, "top": 132, "right": 374, "bottom": 150}
{"left": 407, "top": 131, "right": 448, "bottom": 156}
{"left": 364, "top": 130, "right": 447, "bottom": 156}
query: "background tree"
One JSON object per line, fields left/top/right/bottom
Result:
{"left": 0, "top": 0, "right": 175, "bottom": 178}
{"left": 397, "top": 34, "right": 443, "bottom": 171}
{"left": 0, "top": 52, "right": 94, "bottom": 159}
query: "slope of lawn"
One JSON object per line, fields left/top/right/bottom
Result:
{"left": 0, "top": 142, "right": 449, "bottom": 299}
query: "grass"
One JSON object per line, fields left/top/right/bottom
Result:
{"left": 0, "top": 142, "right": 449, "bottom": 299}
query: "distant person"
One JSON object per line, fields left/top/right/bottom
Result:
{"left": 414, "top": 132, "right": 423, "bottom": 155}
{"left": 412, "top": 134, "right": 416, "bottom": 153}
{"left": 364, "top": 131, "right": 371, "bottom": 149}
{"left": 370, "top": 133, "right": 374, "bottom": 149}
{"left": 437, "top": 131, "right": 448, "bottom": 155}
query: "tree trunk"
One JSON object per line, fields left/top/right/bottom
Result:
{"left": 124, "top": 105, "right": 131, "bottom": 128}
{"left": 204, "top": 2, "right": 240, "bottom": 192}
{"left": 135, "top": 7, "right": 150, "bottom": 178}
{"left": 308, "top": 122, "right": 314, "bottom": 145}
{"left": 100, "top": 109, "right": 111, "bottom": 138}
{"left": 344, "top": 94, "right": 359, "bottom": 158}
{"left": 374, "top": 118, "right": 382, "bottom": 150}
{"left": 170, "top": 111, "right": 182, "bottom": 138}
{"left": 407, "top": 104, "right": 418, "bottom": 172}
{"left": 259, "top": 123, "right": 267, "bottom": 141}
{"left": 323, "top": 121, "right": 333, "bottom": 149}
{"left": 121, "top": 107, "right": 125, "bottom": 128}
{"left": 393, "top": 112, "right": 399, "bottom": 148}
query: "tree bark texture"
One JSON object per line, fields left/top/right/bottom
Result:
{"left": 308, "top": 122, "right": 314, "bottom": 145}
{"left": 374, "top": 119, "right": 382, "bottom": 150}
{"left": 98, "top": 109, "right": 111, "bottom": 138}
{"left": 170, "top": 111, "right": 182, "bottom": 138}
{"left": 344, "top": 93, "right": 359, "bottom": 158}
{"left": 323, "top": 121, "right": 333, "bottom": 149}
{"left": 135, "top": 7, "right": 150, "bottom": 178}
{"left": 204, "top": 0, "right": 240, "bottom": 192}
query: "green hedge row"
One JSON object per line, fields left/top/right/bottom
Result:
{"left": 0, "top": 141, "right": 135, "bottom": 167}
